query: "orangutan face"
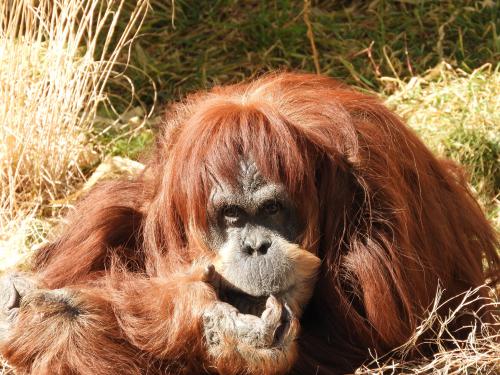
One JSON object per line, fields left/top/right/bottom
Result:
{"left": 205, "top": 161, "right": 306, "bottom": 313}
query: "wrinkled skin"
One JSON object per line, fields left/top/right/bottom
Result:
{"left": 207, "top": 161, "right": 302, "bottom": 302}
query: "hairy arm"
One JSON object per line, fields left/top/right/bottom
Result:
{"left": 0, "top": 275, "right": 144, "bottom": 375}
{"left": 0, "top": 266, "right": 300, "bottom": 375}
{"left": 106, "top": 265, "right": 217, "bottom": 369}
{"left": 110, "top": 264, "right": 299, "bottom": 375}
{"left": 0, "top": 268, "right": 215, "bottom": 374}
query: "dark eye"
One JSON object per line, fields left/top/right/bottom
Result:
{"left": 262, "top": 200, "right": 281, "bottom": 215}
{"left": 222, "top": 205, "right": 241, "bottom": 219}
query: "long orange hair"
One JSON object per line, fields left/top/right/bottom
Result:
{"left": 29, "top": 72, "right": 497, "bottom": 374}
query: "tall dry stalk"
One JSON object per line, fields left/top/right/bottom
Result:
{"left": 0, "top": 0, "right": 148, "bottom": 269}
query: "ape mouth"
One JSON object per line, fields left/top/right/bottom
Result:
{"left": 215, "top": 257, "right": 296, "bottom": 305}
{"left": 219, "top": 287, "right": 268, "bottom": 315}
{"left": 218, "top": 283, "right": 294, "bottom": 316}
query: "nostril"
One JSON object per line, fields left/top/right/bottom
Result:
{"left": 257, "top": 240, "right": 271, "bottom": 255}
{"left": 243, "top": 244, "right": 255, "bottom": 255}
{"left": 242, "top": 240, "right": 271, "bottom": 255}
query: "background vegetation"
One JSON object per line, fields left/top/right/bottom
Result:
{"left": 0, "top": 0, "right": 498, "bottom": 373}
{"left": 112, "top": 0, "right": 499, "bottom": 223}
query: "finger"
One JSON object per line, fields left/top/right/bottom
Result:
{"left": 213, "top": 302, "right": 260, "bottom": 338}
{"left": 7, "top": 307, "right": 19, "bottom": 323}
{"left": 266, "top": 294, "right": 280, "bottom": 310}
{"left": 261, "top": 295, "right": 282, "bottom": 330}
{"left": 281, "top": 315, "right": 299, "bottom": 347}
{"left": 267, "top": 301, "right": 298, "bottom": 347}
{"left": 202, "top": 265, "right": 224, "bottom": 294}
{"left": 201, "top": 264, "right": 215, "bottom": 282}
{"left": 12, "top": 274, "right": 37, "bottom": 296}
{"left": 278, "top": 301, "right": 299, "bottom": 346}
{"left": 282, "top": 301, "right": 294, "bottom": 322}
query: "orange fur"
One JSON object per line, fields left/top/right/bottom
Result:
{"left": 1, "top": 73, "right": 497, "bottom": 374}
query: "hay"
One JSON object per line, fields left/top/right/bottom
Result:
{"left": 0, "top": 0, "right": 149, "bottom": 269}
{"left": 356, "top": 287, "right": 499, "bottom": 374}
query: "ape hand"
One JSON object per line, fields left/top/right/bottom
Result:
{"left": 0, "top": 273, "right": 37, "bottom": 340}
{"left": 203, "top": 295, "right": 297, "bottom": 349}
{"left": 202, "top": 294, "right": 299, "bottom": 374}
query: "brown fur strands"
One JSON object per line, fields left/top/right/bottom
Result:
{"left": 2, "top": 73, "right": 497, "bottom": 374}
{"left": 2, "top": 286, "right": 145, "bottom": 375}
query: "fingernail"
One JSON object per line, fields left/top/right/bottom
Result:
{"left": 203, "top": 264, "right": 215, "bottom": 280}
{"left": 7, "top": 284, "right": 21, "bottom": 310}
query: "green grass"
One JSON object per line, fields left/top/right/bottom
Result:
{"left": 2, "top": 0, "right": 498, "bottom": 263}
{"left": 93, "top": 106, "right": 156, "bottom": 161}
{"left": 112, "top": 0, "right": 499, "bottom": 107}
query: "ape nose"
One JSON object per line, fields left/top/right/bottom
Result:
{"left": 243, "top": 238, "right": 271, "bottom": 255}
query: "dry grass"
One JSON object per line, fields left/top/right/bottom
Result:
{"left": 355, "top": 287, "right": 499, "bottom": 374}
{"left": 0, "top": 0, "right": 149, "bottom": 270}
{"left": 385, "top": 63, "right": 499, "bottom": 228}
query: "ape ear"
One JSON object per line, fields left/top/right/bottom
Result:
{"left": 33, "top": 180, "right": 146, "bottom": 288}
